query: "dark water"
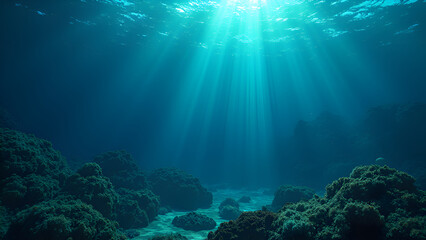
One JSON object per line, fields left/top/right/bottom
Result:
{"left": 1, "top": 0, "right": 426, "bottom": 188}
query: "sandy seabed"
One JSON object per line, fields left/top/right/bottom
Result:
{"left": 137, "top": 188, "right": 275, "bottom": 239}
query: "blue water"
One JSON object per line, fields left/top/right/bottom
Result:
{"left": 1, "top": 0, "right": 425, "bottom": 188}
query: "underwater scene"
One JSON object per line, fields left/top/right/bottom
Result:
{"left": 0, "top": 0, "right": 426, "bottom": 239}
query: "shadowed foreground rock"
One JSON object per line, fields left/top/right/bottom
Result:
{"left": 0, "top": 128, "right": 70, "bottom": 208}
{"left": 63, "top": 163, "right": 119, "bottom": 219}
{"left": 209, "top": 165, "right": 426, "bottom": 240}
{"left": 208, "top": 210, "right": 277, "bottom": 240}
{"left": 4, "top": 197, "right": 126, "bottom": 240}
{"left": 172, "top": 212, "right": 216, "bottom": 231}
{"left": 219, "top": 198, "right": 242, "bottom": 220}
{"left": 148, "top": 168, "right": 212, "bottom": 210}
{"left": 94, "top": 150, "right": 149, "bottom": 190}
{"left": 270, "top": 185, "right": 315, "bottom": 212}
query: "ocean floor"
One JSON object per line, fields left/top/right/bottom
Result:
{"left": 137, "top": 188, "right": 275, "bottom": 239}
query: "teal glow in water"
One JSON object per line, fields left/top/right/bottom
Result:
{"left": 0, "top": 0, "right": 425, "bottom": 186}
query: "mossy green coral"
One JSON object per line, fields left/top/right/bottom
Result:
{"left": 4, "top": 196, "right": 126, "bottom": 240}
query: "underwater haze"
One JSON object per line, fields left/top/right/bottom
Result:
{"left": 1, "top": 0, "right": 426, "bottom": 239}
{"left": 1, "top": 0, "right": 426, "bottom": 187}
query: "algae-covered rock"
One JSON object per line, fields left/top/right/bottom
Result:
{"left": 219, "top": 198, "right": 241, "bottom": 220}
{"left": 270, "top": 165, "right": 426, "bottom": 240}
{"left": 0, "top": 128, "right": 69, "bottom": 208}
{"left": 0, "top": 205, "right": 10, "bottom": 239}
{"left": 271, "top": 185, "right": 315, "bottom": 211}
{"left": 208, "top": 165, "right": 425, "bottom": 240}
{"left": 172, "top": 212, "right": 216, "bottom": 231}
{"left": 94, "top": 150, "right": 148, "bottom": 190}
{"left": 148, "top": 168, "right": 212, "bottom": 210}
{"left": 115, "top": 187, "right": 160, "bottom": 229}
{"left": 4, "top": 196, "right": 126, "bottom": 240}
{"left": 63, "top": 163, "right": 119, "bottom": 218}
{"left": 208, "top": 210, "right": 277, "bottom": 240}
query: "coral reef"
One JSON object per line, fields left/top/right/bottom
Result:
{"left": 270, "top": 185, "right": 314, "bottom": 211}
{"left": 149, "top": 233, "right": 188, "bottom": 240}
{"left": 238, "top": 196, "right": 251, "bottom": 203}
{"left": 207, "top": 210, "right": 278, "bottom": 240}
{"left": 93, "top": 150, "right": 161, "bottom": 228}
{"left": 0, "top": 128, "right": 69, "bottom": 208}
{"left": 219, "top": 198, "right": 242, "bottom": 220}
{"left": 148, "top": 168, "right": 212, "bottom": 210}
{"left": 94, "top": 150, "right": 148, "bottom": 190}
{"left": 0, "top": 205, "right": 10, "bottom": 239}
{"left": 115, "top": 187, "right": 160, "bottom": 229}
{"left": 208, "top": 165, "right": 425, "bottom": 240}
{"left": 269, "top": 165, "right": 426, "bottom": 240}
{"left": 172, "top": 212, "right": 216, "bottom": 231}
{"left": 3, "top": 196, "right": 126, "bottom": 240}
{"left": 63, "top": 163, "right": 119, "bottom": 218}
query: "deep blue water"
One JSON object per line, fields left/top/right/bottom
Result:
{"left": 1, "top": 0, "right": 425, "bottom": 188}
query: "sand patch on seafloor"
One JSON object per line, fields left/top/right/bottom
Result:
{"left": 136, "top": 188, "right": 274, "bottom": 239}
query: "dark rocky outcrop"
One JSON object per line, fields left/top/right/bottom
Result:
{"left": 209, "top": 165, "right": 426, "bottom": 240}
{"left": 0, "top": 128, "right": 70, "bottom": 208}
{"left": 208, "top": 210, "right": 277, "bottom": 240}
{"left": 148, "top": 168, "right": 212, "bottom": 210}
{"left": 94, "top": 150, "right": 148, "bottom": 190}
{"left": 270, "top": 185, "right": 314, "bottom": 211}
{"left": 63, "top": 163, "right": 119, "bottom": 218}
{"left": 219, "top": 198, "right": 242, "bottom": 220}
{"left": 270, "top": 165, "right": 426, "bottom": 240}
{"left": 4, "top": 196, "right": 126, "bottom": 240}
{"left": 115, "top": 187, "right": 160, "bottom": 229}
{"left": 0, "top": 205, "right": 10, "bottom": 239}
{"left": 172, "top": 212, "right": 216, "bottom": 231}
{"left": 93, "top": 150, "right": 160, "bottom": 228}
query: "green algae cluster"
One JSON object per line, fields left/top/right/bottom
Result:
{"left": 270, "top": 165, "right": 426, "bottom": 240}
{"left": 0, "top": 128, "right": 214, "bottom": 240}
{"left": 209, "top": 165, "right": 426, "bottom": 240}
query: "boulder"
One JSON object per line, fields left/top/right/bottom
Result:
{"left": 0, "top": 128, "right": 69, "bottom": 208}
{"left": 148, "top": 168, "right": 212, "bottom": 210}
{"left": 4, "top": 196, "right": 126, "bottom": 240}
{"left": 172, "top": 212, "right": 216, "bottom": 231}
{"left": 270, "top": 185, "right": 314, "bottom": 211}
{"left": 219, "top": 198, "right": 241, "bottom": 220}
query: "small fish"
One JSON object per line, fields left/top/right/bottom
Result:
{"left": 375, "top": 157, "right": 386, "bottom": 165}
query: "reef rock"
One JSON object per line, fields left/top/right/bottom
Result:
{"left": 270, "top": 185, "right": 315, "bottom": 211}
{"left": 208, "top": 165, "right": 426, "bottom": 240}
{"left": 172, "top": 212, "right": 216, "bottom": 231}
{"left": 63, "top": 163, "right": 119, "bottom": 218}
{"left": 0, "top": 205, "right": 10, "bottom": 239}
{"left": 148, "top": 168, "right": 212, "bottom": 210}
{"left": 115, "top": 187, "right": 160, "bottom": 229}
{"left": 4, "top": 196, "right": 126, "bottom": 240}
{"left": 94, "top": 150, "right": 148, "bottom": 190}
{"left": 238, "top": 196, "right": 251, "bottom": 203}
{"left": 270, "top": 165, "right": 426, "bottom": 240}
{"left": 208, "top": 210, "right": 277, "bottom": 240}
{"left": 219, "top": 198, "right": 242, "bottom": 220}
{"left": 0, "top": 128, "right": 69, "bottom": 208}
